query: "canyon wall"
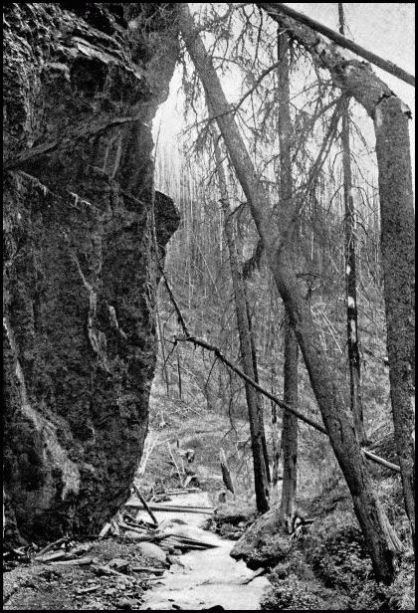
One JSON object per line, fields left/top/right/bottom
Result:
{"left": 3, "top": 3, "right": 179, "bottom": 542}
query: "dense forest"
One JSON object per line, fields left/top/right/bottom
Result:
{"left": 3, "top": 3, "right": 414, "bottom": 610}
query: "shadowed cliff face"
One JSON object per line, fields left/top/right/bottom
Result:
{"left": 3, "top": 3, "right": 179, "bottom": 542}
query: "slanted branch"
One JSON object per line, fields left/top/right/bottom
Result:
{"left": 161, "top": 267, "right": 400, "bottom": 474}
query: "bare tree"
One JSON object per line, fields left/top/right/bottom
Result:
{"left": 276, "top": 28, "right": 299, "bottom": 531}
{"left": 179, "top": 2, "right": 401, "bottom": 583}
{"left": 261, "top": 0, "right": 415, "bottom": 547}
{"left": 338, "top": 3, "right": 366, "bottom": 445}
{"left": 213, "top": 130, "right": 270, "bottom": 512}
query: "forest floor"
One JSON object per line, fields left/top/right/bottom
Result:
{"left": 3, "top": 386, "right": 415, "bottom": 610}
{"left": 4, "top": 537, "right": 157, "bottom": 610}
{"left": 3, "top": 492, "right": 268, "bottom": 611}
{"left": 2, "top": 401, "right": 262, "bottom": 611}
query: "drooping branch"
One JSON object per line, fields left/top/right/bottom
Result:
{"left": 173, "top": 335, "right": 400, "bottom": 475}
{"left": 160, "top": 268, "right": 400, "bottom": 474}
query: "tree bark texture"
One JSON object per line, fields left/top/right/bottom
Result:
{"left": 247, "top": 301, "right": 272, "bottom": 483}
{"left": 279, "top": 313, "right": 299, "bottom": 529}
{"left": 261, "top": 0, "right": 416, "bottom": 547}
{"left": 341, "top": 103, "right": 365, "bottom": 443}
{"left": 179, "top": 3, "right": 398, "bottom": 583}
{"left": 277, "top": 29, "right": 299, "bottom": 529}
{"left": 213, "top": 134, "right": 270, "bottom": 512}
{"left": 338, "top": 3, "right": 366, "bottom": 446}
{"left": 375, "top": 99, "right": 415, "bottom": 542}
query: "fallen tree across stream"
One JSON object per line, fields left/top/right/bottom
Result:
{"left": 125, "top": 502, "right": 214, "bottom": 515}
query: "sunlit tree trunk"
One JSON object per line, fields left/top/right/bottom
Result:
{"left": 179, "top": 3, "right": 399, "bottom": 582}
{"left": 338, "top": 3, "right": 366, "bottom": 446}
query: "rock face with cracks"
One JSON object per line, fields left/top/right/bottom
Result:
{"left": 3, "top": 3, "right": 179, "bottom": 542}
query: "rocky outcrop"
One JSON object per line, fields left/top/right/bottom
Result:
{"left": 3, "top": 3, "right": 179, "bottom": 542}
{"left": 230, "top": 510, "right": 293, "bottom": 570}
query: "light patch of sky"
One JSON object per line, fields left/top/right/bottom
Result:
{"left": 153, "top": 3, "right": 415, "bottom": 191}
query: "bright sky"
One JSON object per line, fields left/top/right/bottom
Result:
{"left": 153, "top": 3, "right": 415, "bottom": 188}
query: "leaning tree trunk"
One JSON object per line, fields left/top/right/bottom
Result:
{"left": 277, "top": 29, "right": 299, "bottom": 530}
{"left": 260, "top": 0, "right": 415, "bottom": 549}
{"left": 179, "top": 3, "right": 399, "bottom": 583}
{"left": 213, "top": 132, "right": 270, "bottom": 513}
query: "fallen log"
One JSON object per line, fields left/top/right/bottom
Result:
{"left": 126, "top": 503, "right": 213, "bottom": 515}
{"left": 35, "top": 536, "right": 69, "bottom": 558}
{"left": 163, "top": 540, "right": 213, "bottom": 551}
{"left": 36, "top": 550, "right": 70, "bottom": 563}
{"left": 76, "top": 586, "right": 100, "bottom": 595}
{"left": 159, "top": 533, "right": 218, "bottom": 549}
{"left": 132, "top": 484, "right": 158, "bottom": 526}
{"left": 48, "top": 556, "right": 95, "bottom": 566}
{"left": 131, "top": 566, "right": 166, "bottom": 575}
{"left": 98, "top": 522, "right": 111, "bottom": 540}
{"left": 94, "top": 564, "right": 132, "bottom": 578}
{"left": 165, "top": 488, "right": 201, "bottom": 495}
{"left": 118, "top": 521, "right": 149, "bottom": 535}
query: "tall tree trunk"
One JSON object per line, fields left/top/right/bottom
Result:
{"left": 338, "top": 3, "right": 366, "bottom": 445}
{"left": 270, "top": 367, "right": 281, "bottom": 502}
{"left": 246, "top": 301, "right": 271, "bottom": 483}
{"left": 176, "top": 346, "right": 182, "bottom": 399}
{"left": 156, "top": 306, "right": 170, "bottom": 396}
{"left": 376, "top": 104, "right": 415, "bottom": 543}
{"left": 260, "top": 0, "right": 415, "bottom": 546}
{"left": 277, "top": 29, "right": 299, "bottom": 529}
{"left": 179, "top": 3, "right": 399, "bottom": 583}
{"left": 213, "top": 133, "right": 270, "bottom": 513}
{"left": 280, "top": 312, "right": 299, "bottom": 529}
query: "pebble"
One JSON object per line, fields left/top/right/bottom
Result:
{"left": 124, "top": 530, "right": 145, "bottom": 541}
{"left": 109, "top": 557, "right": 130, "bottom": 572}
{"left": 115, "top": 596, "right": 138, "bottom": 609}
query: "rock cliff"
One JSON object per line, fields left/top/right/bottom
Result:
{"left": 3, "top": 3, "right": 179, "bottom": 542}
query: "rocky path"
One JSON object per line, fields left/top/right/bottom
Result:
{"left": 3, "top": 490, "right": 270, "bottom": 611}
{"left": 136, "top": 492, "right": 270, "bottom": 610}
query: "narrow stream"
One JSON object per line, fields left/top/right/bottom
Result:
{"left": 136, "top": 493, "right": 270, "bottom": 610}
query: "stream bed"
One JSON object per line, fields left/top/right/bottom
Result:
{"left": 136, "top": 492, "right": 270, "bottom": 610}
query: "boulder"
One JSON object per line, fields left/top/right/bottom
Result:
{"left": 137, "top": 542, "right": 167, "bottom": 564}
{"left": 231, "top": 510, "right": 293, "bottom": 570}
